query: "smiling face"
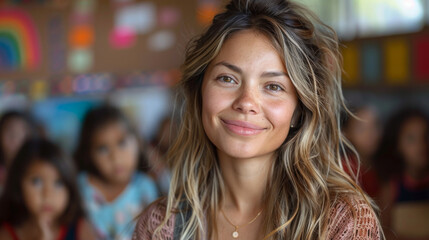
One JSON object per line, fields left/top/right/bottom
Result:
{"left": 201, "top": 30, "right": 298, "bottom": 161}
{"left": 21, "top": 160, "right": 69, "bottom": 223}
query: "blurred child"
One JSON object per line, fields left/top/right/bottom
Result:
{"left": 0, "top": 138, "right": 95, "bottom": 240}
{"left": 342, "top": 105, "right": 381, "bottom": 198}
{"left": 74, "top": 105, "right": 158, "bottom": 240}
{"left": 374, "top": 107, "right": 429, "bottom": 239}
{"left": 0, "top": 110, "right": 35, "bottom": 193}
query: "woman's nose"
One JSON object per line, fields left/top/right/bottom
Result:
{"left": 232, "top": 86, "right": 260, "bottom": 114}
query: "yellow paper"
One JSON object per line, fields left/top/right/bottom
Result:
{"left": 385, "top": 38, "right": 409, "bottom": 85}
{"left": 31, "top": 80, "right": 47, "bottom": 100}
{"left": 341, "top": 43, "right": 359, "bottom": 86}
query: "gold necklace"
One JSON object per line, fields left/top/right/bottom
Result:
{"left": 221, "top": 208, "right": 262, "bottom": 239}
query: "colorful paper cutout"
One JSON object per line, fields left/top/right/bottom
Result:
{"left": 414, "top": 36, "right": 429, "bottom": 82}
{"left": 30, "top": 80, "right": 48, "bottom": 100}
{"left": 341, "top": 43, "right": 359, "bottom": 86}
{"left": 159, "top": 7, "right": 181, "bottom": 27}
{"left": 0, "top": 9, "right": 41, "bottom": 70}
{"left": 109, "top": 27, "right": 136, "bottom": 49}
{"left": 148, "top": 30, "right": 175, "bottom": 52}
{"left": 197, "top": 3, "right": 219, "bottom": 26}
{"left": 69, "top": 25, "right": 94, "bottom": 48}
{"left": 385, "top": 38, "right": 409, "bottom": 85}
{"left": 115, "top": 2, "right": 156, "bottom": 34}
{"left": 68, "top": 48, "right": 92, "bottom": 73}
{"left": 361, "top": 43, "right": 381, "bottom": 85}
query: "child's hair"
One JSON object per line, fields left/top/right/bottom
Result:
{"left": 0, "top": 110, "right": 36, "bottom": 166}
{"left": 0, "top": 138, "right": 83, "bottom": 226}
{"left": 73, "top": 104, "right": 150, "bottom": 177}
{"left": 374, "top": 107, "right": 429, "bottom": 183}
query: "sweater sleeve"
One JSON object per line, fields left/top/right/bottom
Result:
{"left": 327, "top": 196, "right": 381, "bottom": 240}
{"left": 132, "top": 201, "right": 176, "bottom": 240}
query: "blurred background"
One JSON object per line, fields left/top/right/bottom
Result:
{"left": 0, "top": 0, "right": 428, "bottom": 239}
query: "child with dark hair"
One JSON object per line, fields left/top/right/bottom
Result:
{"left": 74, "top": 105, "right": 158, "bottom": 240}
{"left": 0, "top": 138, "right": 95, "bottom": 240}
{"left": 0, "top": 110, "right": 36, "bottom": 193}
{"left": 374, "top": 107, "right": 429, "bottom": 239}
{"left": 342, "top": 105, "right": 381, "bottom": 198}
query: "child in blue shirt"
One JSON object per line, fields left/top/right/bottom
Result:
{"left": 74, "top": 105, "right": 158, "bottom": 240}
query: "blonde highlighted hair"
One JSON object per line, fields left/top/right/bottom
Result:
{"left": 155, "top": 0, "right": 382, "bottom": 239}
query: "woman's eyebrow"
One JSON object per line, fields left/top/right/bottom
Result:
{"left": 214, "top": 61, "right": 242, "bottom": 74}
{"left": 261, "top": 71, "right": 288, "bottom": 78}
{"left": 213, "top": 61, "right": 288, "bottom": 78}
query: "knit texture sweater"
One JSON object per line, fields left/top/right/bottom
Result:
{"left": 132, "top": 195, "right": 381, "bottom": 239}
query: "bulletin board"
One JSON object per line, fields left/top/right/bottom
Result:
{"left": 341, "top": 26, "right": 429, "bottom": 89}
{"left": 0, "top": 0, "right": 223, "bottom": 98}
{"left": 0, "top": 0, "right": 200, "bottom": 77}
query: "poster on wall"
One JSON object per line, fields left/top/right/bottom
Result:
{"left": 0, "top": 9, "right": 41, "bottom": 71}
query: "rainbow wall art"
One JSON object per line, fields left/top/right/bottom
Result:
{"left": 0, "top": 9, "right": 41, "bottom": 70}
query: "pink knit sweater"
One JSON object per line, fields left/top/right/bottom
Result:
{"left": 132, "top": 195, "right": 381, "bottom": 239}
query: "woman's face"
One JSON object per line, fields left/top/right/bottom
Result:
{"left": 90, "top": 121, "right": 138, "bottom": 184}
{"left": 398, "top": 116, "right": 428, "bottom": 169}
{"left": 22, "top": 160, "right": 69, "bottom": 223}
{"left": 202, "top": 30, "right": 298, "bottom": 161}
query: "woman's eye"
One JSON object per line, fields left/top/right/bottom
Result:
{"left": 266, "top": 84, "right": 284, "bottom": 92}
{"left": 217, "top": 76, "right": 236, "bottom": 84}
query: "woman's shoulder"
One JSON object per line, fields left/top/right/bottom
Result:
{"left": 327, "top": 194, "right": 381, "bottom": 239}
{"left": 132, "top": 198, "right": 175, "bottom": 240}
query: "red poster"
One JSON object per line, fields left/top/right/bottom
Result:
{"left": 414, "top": 36, "right": 429, "bottom": 82}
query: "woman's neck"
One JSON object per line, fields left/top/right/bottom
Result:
{"left": 218, "top": 152, "right": 273, "bottom": 214}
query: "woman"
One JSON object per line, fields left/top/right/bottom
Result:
{"left": 133, "top": 0, "right": 382, "bottom": 239}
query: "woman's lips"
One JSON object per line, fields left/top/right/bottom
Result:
{"left": 221, "top": 119, "right": 265, "bottom": 136}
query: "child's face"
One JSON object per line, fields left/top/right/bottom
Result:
{"left": 399, "top": 116, "right": 429, "bottom": 169}
{"left": 91, "top": 122, "right": 138, "bottom": 184}
{"left": 21, "top": 160, "right": 69, "bottom": 223}
{"left": 344, "top": 108, "right": 380, "bottom": 159}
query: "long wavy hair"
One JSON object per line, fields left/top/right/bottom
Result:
{"left": 156, "top": 0, "right": 380, "bottom": 239}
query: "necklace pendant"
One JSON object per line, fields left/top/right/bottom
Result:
{"left": 232, "top": 231, "right": 239, "bottom": 238}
